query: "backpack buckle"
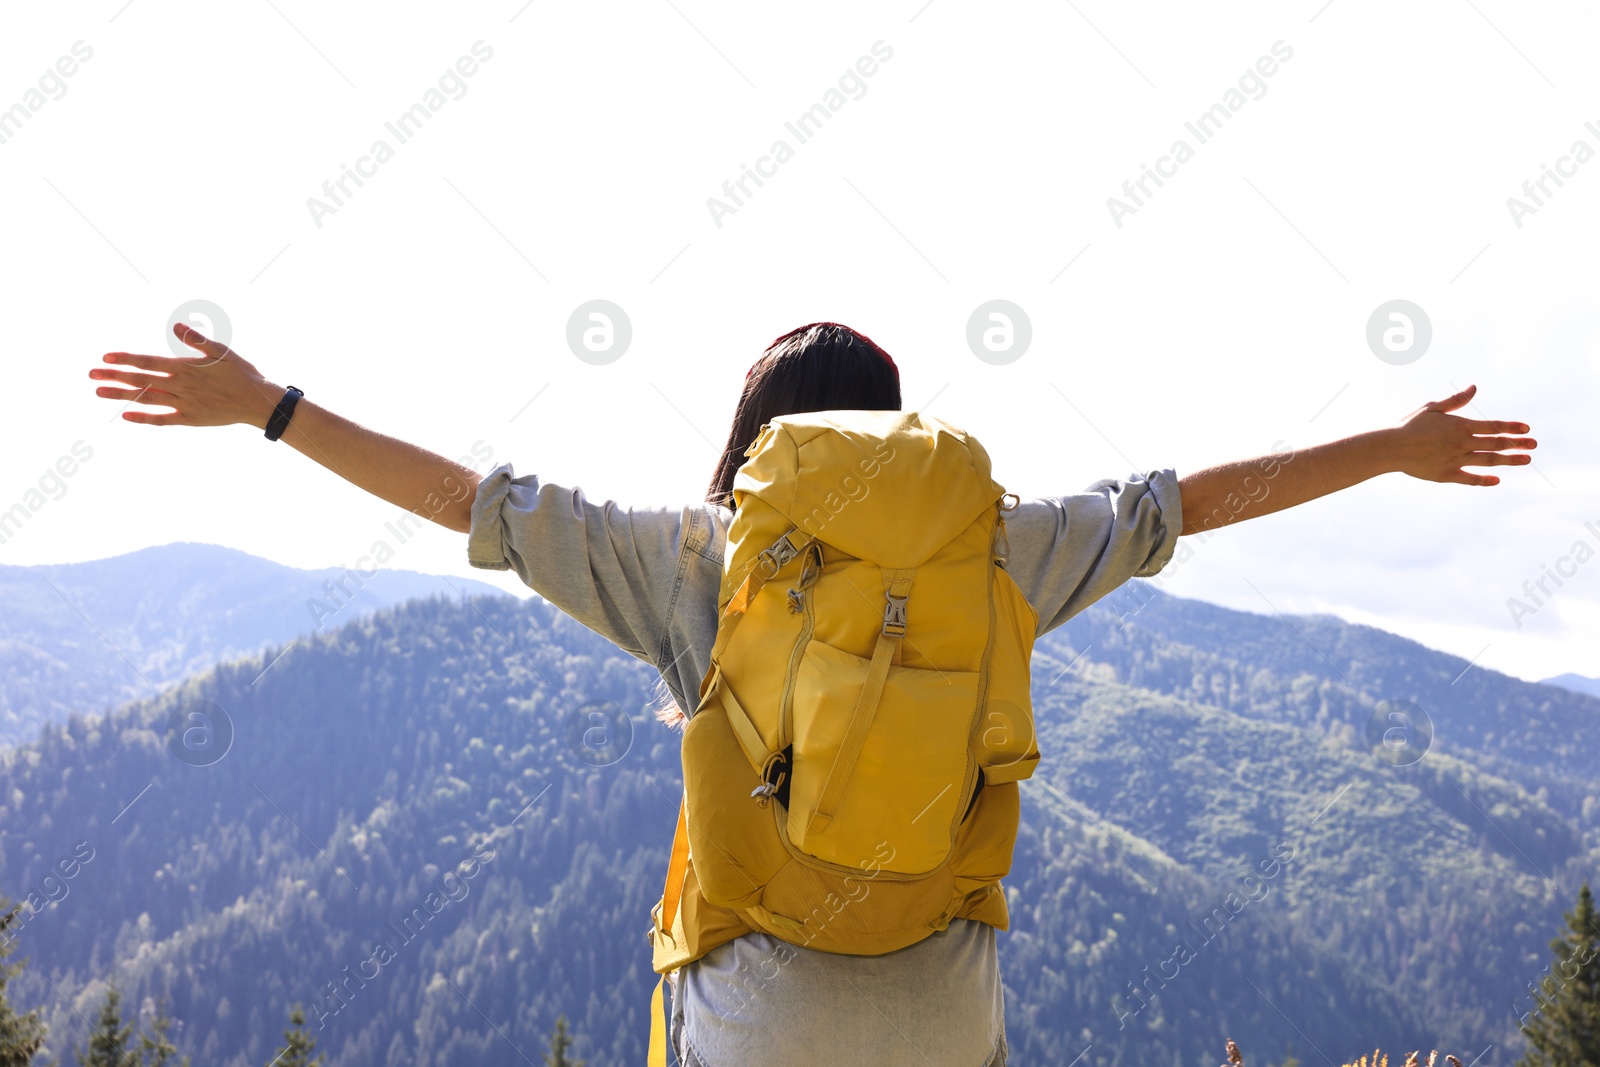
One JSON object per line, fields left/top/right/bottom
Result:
{"left": 750, "top": 749, "right": 789, "bottom": 807}
{"left": 882, "top": 593, "right": 908, "bottom": 637}
{"left": 756, "top": 534, "right": 801, "bottom": 578}
{"left": 786, "top": 545, "right": 825, "bottom": 613}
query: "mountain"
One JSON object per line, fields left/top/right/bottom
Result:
{"left": 2, "top": 581, "right": 1595, "bottom": 1065}
{"left": 1543, "top": 672, "right": 1600, "bottom": 700}
{"left": 0, "top": 541, "right": 508, "bottom": 746}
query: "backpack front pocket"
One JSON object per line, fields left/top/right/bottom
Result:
{"left": 785, "top": 637, "right": 981, "bottom": 875}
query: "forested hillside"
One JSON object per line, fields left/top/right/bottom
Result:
{"left": 1, "top": 580, "right": 1593, "bottom": 1065}
{"left": 1052, "top": 580, "right": 1600, "bottom": 813}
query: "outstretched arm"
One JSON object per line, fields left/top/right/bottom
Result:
{"left": 1176, "top": 385, "right": 1536, "bottom": 537}
{"left": 89, "top": 324, "right": 483, "bottom": 533}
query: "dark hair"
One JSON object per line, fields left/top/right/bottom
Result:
{"left": 703, "top": 322, "right": 903, "bottom": 510}
{"left": 653, "top": 322, "right": 903, "bottom": 728}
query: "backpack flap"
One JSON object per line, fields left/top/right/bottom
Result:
{"left": 733, "top": 410, "right": 1004, "bottom": 568}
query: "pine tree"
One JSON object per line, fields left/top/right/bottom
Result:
{"left": 135, "top": 999, "right": 188, "bottom": 1067}
{"left": 1517, "top": 881, "right": 1600, "bottom": 1066}
{"left": 543, "top": 1016, "right": 584, "bottom": 1067}
{"left": 264, "top": 1006, "right": 321, "bottom": 1067}
{"left": 74, "top": 985, "right": 134, "bottom": 1067}
{"left": 0, "top": 902, "right": 49, "bottom": 1067}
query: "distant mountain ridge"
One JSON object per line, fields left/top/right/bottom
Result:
{"left": 0, "top": 541, "right": 509, "bottom": 745}
{"left": 1544, "top": 672, "right": 1600, "bottom": 700}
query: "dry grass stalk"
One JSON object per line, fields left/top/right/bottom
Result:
{"left": 1223, "top": 1039, "right": 1466, "bottom": 1067}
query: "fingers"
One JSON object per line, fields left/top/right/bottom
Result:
{"left": 1424, "top": 383, "right": 1477, "bottom": 413}
{"left": 1471, "top": 435, "right": 1537, "bottom": 451}
{"left": 95, "top": 384, "right": 178, "bottom": 405}
{"left": 89, "top": 366, "right": 169, "bottom": 390}
{"left": 1463, "top": 451, "right": 1533, "bottom": 466}
{"left": 89, "top": 361, "right": 178, "bottom": 406}
{"left": 95, "top": 326, "right": 230, "bottom": 375}
{"left": 121, "top": 408, "right": 191, "bottom": 426}
{"left": 1442, "top": 468, "right": 1499, "bottom": 486}
{"left": 100, "top": 351, "right": 180, "bottom": 373}
{"left": 1464, "top": 418, "right": 1532, "bottom": 435}
{"left": 89, "top": 354, "right": 183, "bottom": 415}
{"left": 172, "top": 322, "right": 231, "bottom": 365}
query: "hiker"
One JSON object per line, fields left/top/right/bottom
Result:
{"left": 90, "top": 320, "right": 1535, "bottom": 1066}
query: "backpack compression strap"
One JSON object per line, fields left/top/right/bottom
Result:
{"left": 647, "top": 800, "right": 689, "bottom": 1067}
{"left": 657, "top": 798, "right": 690, "bottom": 945}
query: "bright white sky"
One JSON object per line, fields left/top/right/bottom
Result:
{"left": 2, "top": 1, "right": 1595, "bottom": 685}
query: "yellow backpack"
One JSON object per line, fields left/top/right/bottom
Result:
{"left": 646, "top": 409, "right": 1040, "bottom": 1060}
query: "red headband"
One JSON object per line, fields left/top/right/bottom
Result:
{"left": 746, "top": 322, "right": 898, "bottom": 380}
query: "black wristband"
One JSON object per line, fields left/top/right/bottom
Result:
{"left": 264, "top": 386, "right": 303, "bottom": 442}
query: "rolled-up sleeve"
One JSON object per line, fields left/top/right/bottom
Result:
{"left": 1000, "top": 468, "right": 1182, "bottom": 637}
{"left": 467, "top": 460, "right": 692, "bottom": 664}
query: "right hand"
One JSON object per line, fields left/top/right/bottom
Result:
{"left": 90, "top": 322, "right": 280, "bottom": 428}
{"left": 1391, "top": 383, "right": 1536, "bottom": 487}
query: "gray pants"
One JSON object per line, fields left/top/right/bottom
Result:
{"left": 670, "top": 987, "right": 1009, "bottom": 1066}
{"left": 676, "top": 1038, "right": 1008, "bottom": 1066}
{"left": 666, "top": 923, "right": 1009, "bottom": 1067}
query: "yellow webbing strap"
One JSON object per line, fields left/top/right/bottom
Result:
{"left": 724, "top": 567, "right": 760, "bottom": 619}
{"left": 648, "top": 799, "right": 689, "bottom": 1066}
{"left": 706, "top": 663, "right": 769, "bottom": 775}
{"left": 980, "top": 753, "right": 1040, "bottom": 784}
{"left": 648, "top": 974, "right": 668, "bottom": 1067}
{"left": 657, "top": 798, "right": 689, "bottom": 942}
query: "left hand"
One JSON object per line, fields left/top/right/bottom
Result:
{"left": 90, "top": 323, "right": 279, "bottom": 428}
